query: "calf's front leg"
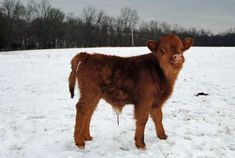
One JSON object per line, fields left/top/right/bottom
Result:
{"left": 150, "top": 106, "right": 167, "bottom": 140}
{"left": 134, "top": 104, "right": 151, "bottom": 149}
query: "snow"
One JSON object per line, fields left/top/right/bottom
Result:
{"left": 0, "top": 47, "right": 235, "bottom": 158}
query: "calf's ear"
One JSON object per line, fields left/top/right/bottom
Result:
{"left": 146, "top": 40, "right": 158, "bottom": 52}
{"left": 183, "top": 38, "right": 194, "bottom": 51}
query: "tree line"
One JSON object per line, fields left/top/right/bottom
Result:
{"left": 0, "top": 0, "right": 235, "bottom": 51}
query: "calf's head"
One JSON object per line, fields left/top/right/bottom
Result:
{"left": 147, "top": 34, "right": 193, "bottom": 74}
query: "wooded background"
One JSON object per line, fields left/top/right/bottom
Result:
{"left": 1, "top": 0, "right": 235, "bottom": 51}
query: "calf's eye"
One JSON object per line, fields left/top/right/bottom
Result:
{"left": 159, "top": 48, "right": 166, "bottom": 55}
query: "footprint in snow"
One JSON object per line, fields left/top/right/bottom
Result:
{"left": 64, "top": 114, "right": 75, "bottom": 119}
{"left": 25, "top": 115, "right": 45, "bottom": 120}
{"left": 9, "top": 145, "right": 23, "bottom": 151}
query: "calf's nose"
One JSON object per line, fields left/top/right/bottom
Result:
{"left": 171, "top": 54, "right": 184, "bottom": 66}
{"left": 172, "top": 54, "right": 183, "bottom": 61}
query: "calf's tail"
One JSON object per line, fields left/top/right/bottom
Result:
{"left": 69, "top": 52, "right": 89, "bottom": 98}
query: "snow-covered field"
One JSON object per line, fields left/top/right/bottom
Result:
{"left": 0, "top": 47, "right": 234, "bottom": 158}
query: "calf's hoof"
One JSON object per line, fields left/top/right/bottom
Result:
{"left": 135, "top": 142, "right": 146, "bottom": 150}
{"left": 75, "top": 143, "right": 85, "bottom": 149}
{"left": 158, "top": 134, "right": 168, "bottom": 140}
{"left": 84, "top": 136, "right": 93, "bottom": 141}
{"left": 75, "top": 139, "right": 85, "bottom": 149}
{"left": 77, "top": 145, "right": 85, "bottom": 149}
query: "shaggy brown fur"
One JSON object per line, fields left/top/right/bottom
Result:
{"left": 69, "top": 34, "right": 193, "bottom": 149}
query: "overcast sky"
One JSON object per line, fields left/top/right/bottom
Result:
{"left": 1, "top": 0, "right": 235, "bottom": 33}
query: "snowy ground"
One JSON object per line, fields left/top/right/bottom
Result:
{"left": 0, "top": 47, "right": 234, "bottom": 158}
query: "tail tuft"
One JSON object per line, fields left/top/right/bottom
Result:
{"left": 70, "top": 87, "right": 74, "bottom": 98}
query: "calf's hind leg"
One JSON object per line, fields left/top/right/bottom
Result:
{"left": 74, "top": 92, "right": 101, "bottom": 149}
{"left": 83, "top": 98, "right": 100, "bottom": 141}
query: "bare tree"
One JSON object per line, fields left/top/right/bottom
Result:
{"left": 119, "top": 7, "right": 139, "bottom": 30}
{"left": 80, "top": 7, "right": 109, "bottom": 47}
{"left": 35, "top": 0, "right": 51, "bottom": 18}
{"left": 118, "top": 7, "right": 139, "bottom": 46}
{"left": 1, "top": 0, "right": 25, "bottom": 19}
{"left": 159, "top": 22, "right": 171, "bottom": 33}
{"left": 81, "top": 7, "right": 96, "bottom": 24}
{"left": 24, "top": 0, "right": 37, "bottom": 22}
{"left": 0, "top": 0, "right": 26, "bottom": 49}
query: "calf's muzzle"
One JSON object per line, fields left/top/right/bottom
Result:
{"left": 170, "top": 54, "right": 185, "bottom": 67}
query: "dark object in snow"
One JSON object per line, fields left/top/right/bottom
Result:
{"left": 69, "top": 34, "right": 194, "bottom": 150}
{"left": 195, "top": 92, "right": 209, "bottom": 96}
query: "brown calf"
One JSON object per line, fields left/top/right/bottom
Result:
{"left": 69, "top": 34, "right": 193, "bottom": 150}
